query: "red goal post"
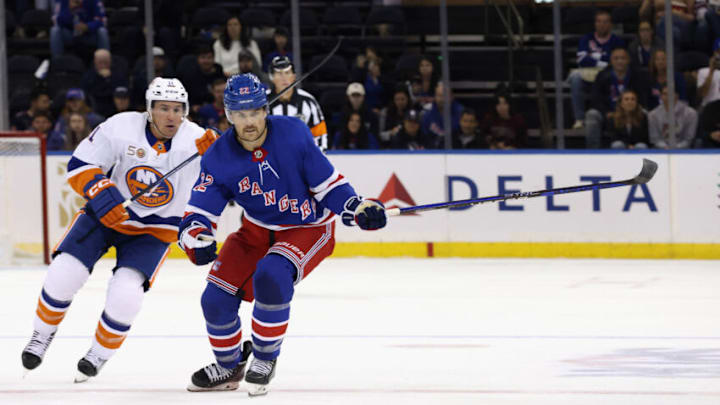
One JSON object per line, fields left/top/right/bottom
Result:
{"left": 0, "top": 131, "right": 50, "bottom": 264}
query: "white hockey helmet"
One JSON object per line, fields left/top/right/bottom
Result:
{"left": 145, "top": 77, "right": 189, "bottom": 120}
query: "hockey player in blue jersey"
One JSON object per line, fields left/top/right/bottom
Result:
{"left": 178, "top": 73, "right": 387, "bottom": 396}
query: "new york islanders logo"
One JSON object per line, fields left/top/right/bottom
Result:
{"left": 125, "top": 166, "right": 174, "bottom": 208}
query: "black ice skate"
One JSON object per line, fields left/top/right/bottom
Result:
{"left": 21, "top": 331, "right": 55, "bottom": 373}
{"left": 245, "top": 357, "right": 277, "bottom": 397}
{"left": 74, "top": 349, "right": 108, "bottom": 383}
{"left": 187, "top": 341, "right": 253, "bottom": 392}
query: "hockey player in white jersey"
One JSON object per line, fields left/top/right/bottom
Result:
{"left": 20, "top": 78, "right": 218, "bottom": 382}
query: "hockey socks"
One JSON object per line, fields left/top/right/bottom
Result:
{"left": 201, "top": 283, "right": 244, "bottom": 369}
{"left": 24, "top": 253, "right": 89, "bottom": 372}
{"left": 251, "top": 254, "right": 295, "bottom": 361}
{"left": 188, "top": 283, "right": 251, "bottom": 392}
{"left": 77, "top": 267, "right": 145, "bottom": 382}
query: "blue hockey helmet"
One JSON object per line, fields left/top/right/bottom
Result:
{"left": 224, "top": 73, "right": 267, "bottom": 123}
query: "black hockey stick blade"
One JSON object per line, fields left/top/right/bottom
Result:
{"left": 632, "top": 158, "right": 658, "bottom": 184}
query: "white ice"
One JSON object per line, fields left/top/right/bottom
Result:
{"left": 1, "top": 258, "right": 719, "bottom": 405}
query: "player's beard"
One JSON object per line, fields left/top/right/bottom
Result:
{"left": 237, "top": 122, "right": 267, "bottom": 144}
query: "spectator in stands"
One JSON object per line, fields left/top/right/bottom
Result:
{"left": 567, "top": 10, "right": 625, "bottom": 130}
{"left": 332, "top": 112, "right": 379, "bottom": 150}
{"left": 238, "top": 51, "right": 269, "bottom": 85}
{"left": 648, "top": 84, "right": 698, "bottom": 148}
{"left": 48, "top": 111, "right": 90, "bottom": 151}
{"left": 421, "top": 82, "right": 464, "bottom": 148}
{"left": 697, "top": 38, "right": 720, "bottom": 107}
{"left": 378, "top": 85, "right": 414, "bottom": 147}
{"left": 480, "top": 95, "right": 528, "bottom": 150}
{"left": 640, "top": 0, "right": 694, "bottom": 50}
{"left": 131, "top": 47, "right": 174, "bottom": 109}
{"left": 585, "top": 48, "right": 649, "bottom": 149}
{"left": 610, "top": 90, "right": 649, "bottom": 149}
{"left": 342, "top": 82, "right": 379, "bottom": 137}
{"left": 704, "top": 1, "right": 720, "bottom": 46}
{"left": 629, "top": 21, "right": 664, "bottom": 70}
{"left": 180, "top": 44, "right": 226, "bottom": 110}
{"left": 697, "top": 99, "right": 720, "bottom": 147}
{"left": 693, "top": 0, "right": 711, "bottom": 52}
{"left": 416, "top": 55, "right": 439, "bottom": 106}
{"left": 11, "top": 87, "right": 51, "bottom": 131}
{"left": 54, "top": 88, "right": 104, "bottom": 135}
{"left": 364, "top": 59, "right": 387, "bottom": 113}
{"left": 81, "top": 49, "right": 128, "bottom": 118}
{"left": 647, "top": 49, "right": 687, "bottom": 109}
{"left": 214, "top": 15, "right": 262, "bottom": 77}
{"left": 391, "top": 109, "right": 430, "bottom": 150}
{"left": 351, "top": 46, "right": 382, "bottom": 83}
{"left": 452, "top": 109, "right": 485, "bottom": 149}
{"left": 50, "top": 0, "right": 110, "bottom": 58}
{"left": 197, "top": 79, "right": 226, "bottom": 129}
{"left": 111, "top": 86, "right": 130, "bottom": 115}
{"left": 29, "top": 110, "right": 54, "bottom": 141}
{"left": 263, "top": 27, "right": 292, "bottom": 72}
{"left": 408, "top": 74, "right": 423, "bottom": 107}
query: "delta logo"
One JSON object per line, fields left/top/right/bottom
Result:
{"left": 377, "top": 173, "right": 417, "bottom": 215}
{"left": 125, "top": 166, "right": 174, "bottom": 208}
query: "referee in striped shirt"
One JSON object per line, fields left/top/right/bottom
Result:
{"left": 267, "top": 56, "right": 329, "bottom": 152}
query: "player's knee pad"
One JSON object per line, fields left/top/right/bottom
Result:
{"left": 201, "top": 283, "right": 241, "bottom": 324}
{"left": 253, "top": 254, "right": 296, "bottom": 304}
{"left": 104, "top": 267, "right": 146, "bottom": 324}
{"left": 43, "top": 252, "right": 90, "bottom": 301}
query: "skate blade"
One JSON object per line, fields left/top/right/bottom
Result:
{"left": 22, "top": 368, "right": 31, "bottom": 378}
{"left": 247, "top": 382, "right": 269, "bottom": 397}
{"left": 186, "top": 381, "right": 239, "bottom": 392}
{"left": 74, "top": 372, "right": 90, "bottom": 383}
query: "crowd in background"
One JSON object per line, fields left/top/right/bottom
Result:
{"left": 6, "top": 0, "right": 720, "bottom": 150}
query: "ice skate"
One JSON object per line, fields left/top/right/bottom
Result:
{"left": 245, "top": 358, "right": 277, "bottom": 397}
{"left": 21, "top": 331, "right": 55, "bottom": 374}
{"left": 187, "top": 341, "right": 252, "bottom": 392}
{"left": 74, "top": 349, "right": 108, "bottom": 383}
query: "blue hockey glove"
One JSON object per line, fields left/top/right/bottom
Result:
{"left": 342, "top": 197, "right": 387, "bottom": 231}
{"left": 179, "top": 222, "right": 217, "bottom": 265}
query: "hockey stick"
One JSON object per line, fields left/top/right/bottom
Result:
{"left": 76, "top": 38, "right": 345, "bottom": 242}
{"left": 386, "top": 158, "right": 658, "bottom": 216}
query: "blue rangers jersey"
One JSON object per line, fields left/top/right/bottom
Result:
{"left": 184, "top": 115, "right": 357, "bottom": 232}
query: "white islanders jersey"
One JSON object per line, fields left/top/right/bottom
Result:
{"left": 66, "top": 111, "right": 205, "bottom": 242}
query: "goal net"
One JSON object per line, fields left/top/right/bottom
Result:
{"left": 0, "top": 132, "right": 50, "bottom": 265}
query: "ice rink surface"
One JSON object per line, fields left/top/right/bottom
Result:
{"left": 1, "top": 257, "right": 719, "bottom": 405}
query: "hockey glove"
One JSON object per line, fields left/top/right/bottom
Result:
{"left": 342, "top": 197, "right": 387, "bottom": 231}
{"left": 196, "top": 129, "right": 219, "bottom": 155}
{"left": 179, "top": 222, "right": 218, "bottom": 265}
{"left": 85, "top": 178, "right": 129, "bottom": 229}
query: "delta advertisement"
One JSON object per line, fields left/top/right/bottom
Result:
{"left": 29, "top": 152, "right": 720, "bottom": 258}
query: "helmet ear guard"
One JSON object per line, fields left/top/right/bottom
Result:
{"left": 223, "top": 73, "right": 268, "bottom": 124}
{"left": 146, "top": 78, "right": 190, "bottom": 122}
